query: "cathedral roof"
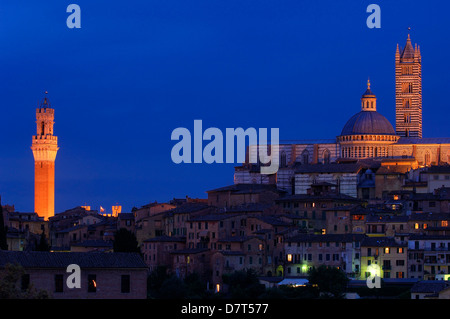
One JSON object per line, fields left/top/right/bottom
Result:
{"left": 341, "top": 110, "right": 396, "bottom": 136}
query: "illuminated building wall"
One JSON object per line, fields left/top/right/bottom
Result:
{"left": 31, "top": 93, "right": 59, "bottom": 221}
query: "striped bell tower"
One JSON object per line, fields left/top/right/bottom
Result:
{"left": 395, "top": 33, "right": 422, "bottom": 138}
{"left": 31, "top": 92, "right": 59, "bottom": 220}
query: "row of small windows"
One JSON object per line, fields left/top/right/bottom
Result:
{"left": 279, "top": 149, "right": 331, "bottom": 166}
{"left": 362, "top": 100, "right": 375, "bottom": 109}
{"left": 340, "top": 135, "right": 397, "bottom": 142}
{"left": 287, "top": 241, "right": 358, "bottom": 248}
{"left": 341, "top": 146, "right": 388, "bottom": 158}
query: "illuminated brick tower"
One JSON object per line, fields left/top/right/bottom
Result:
{"left": 31, "top": 92, "right": 59, "bottom": 220}
{"left": 395, "top": 34, "right": 422, "bottom": 138}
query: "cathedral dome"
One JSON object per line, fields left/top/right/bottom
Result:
{"left": 340, "top": 80, "right": 396, "bottom": 136}
{"left": 341, "top": 111, "right": 396, "bottom": 136}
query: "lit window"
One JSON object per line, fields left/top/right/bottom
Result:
{"left": 88, "top": 275, "right": 96, "bottom": 293}
{"left": 415, "top": 223, "right": 419, "bottom": 230}
{"left": 398, "top": 247, "right": 403, "bottom": 254}
{"left": 287, "top": 254, "right": 293, "bottom": 262}
{"left": 442, "top": 221, "right": 448, "bottom": 227}
{"left": 385, "top": 247, "right": 390, "bottom": 254}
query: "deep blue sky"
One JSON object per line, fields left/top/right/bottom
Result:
{"left": 0, "top": 0, "right": 449, "bottom": 214}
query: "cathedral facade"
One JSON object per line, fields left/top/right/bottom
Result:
{"left": 234, "top": 35, "right": 450, "bottom": 196}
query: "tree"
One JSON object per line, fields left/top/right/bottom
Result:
{"left": 35, "top": 231, "right": 50, "bottom": 251}
{"left": 0, "top": 263, "right": 49, "bottom": 299}
{"left": 0, "top": 199, "right": 8, "bottom": 250}
{"left": 147, "top": 266, "right": 170, "bottom": 298}
{"left": 184, "top": 273, "right": 207, "bottom": 298}
{"left": 222, "top": 269, "right": 265, "bottom": 299}
{"left": 113, "top": 228, "right": 140, "bottom": 253}
{"left": 158, "top": 276, "right": 188, "bottom": 299}
{"left": 308, "top": 265, "right": 349, "bottom": 298}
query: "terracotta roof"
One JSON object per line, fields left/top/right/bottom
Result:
{"left": 409, "top": 212, "right": 450, "bottom": 221}
{"left": 206, "top": 183, "right": 284, "bottom": 194}
{"left": 187, "top": 213, "right": 240, "bottom": 222}
{"left": 218, "top": 235, "right": 262, "bottom": 243}
{"left": 276, "top": 193, "right": 360, "bottom": 202}
{"left": 295, "top": 163, "right": 363, "bottom": 174}
{"left": 71, "top": 240, "right": 113, "bottom": 248}
{"left": 286, "top": 234, "right": 365, "bottom": 243}
{"left": 143, "top": 236, "right": 186, "bottom": 243}
{"left": 170, "top": 248, "right": 209, "bottom": 254}
{"left": 361, "top": 236, "right": 406, "bottom": 247}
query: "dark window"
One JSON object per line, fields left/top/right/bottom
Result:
{"left": 55, "top": 274, "right": 64, "bottom": 293}
{"left": 88, "top": 274, "right": 97, "bottom": 293}
{"left": 21, "top": 274, "right": 30, "bottom": 291}
{"left": 121, "top": 275, "right": 130, "bottom": 293}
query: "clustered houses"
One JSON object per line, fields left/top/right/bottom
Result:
{"left": 2, "top": 170, "right": 450, "bottom": 295}
{"left": 137, "top": 173, "right": 450, "bottom": 292}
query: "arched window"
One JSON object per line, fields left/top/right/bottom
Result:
{"left": 41, "top": 122, "right": 45, "bottom": 135}
{"left": 424, "top": 151, "right": 431, "bottom": 166}
{"left": 280, "top": 151, "right": 287, "bottom": 168}
{"left": 302, "top": 150, "right": 309, "bottom": 165}
{"left": 323, "top": 149, "right": 330, "bottom": 164}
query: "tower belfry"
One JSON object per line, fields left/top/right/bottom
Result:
{"left": 31, "top": 92, "right": 59, "bottom": 220}
{"left": 395, "top": 33, "right": 422, "bottom": 138}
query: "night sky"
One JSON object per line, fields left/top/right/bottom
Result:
{"left": 0, "top": 0, "right": 449, "bottom": 214}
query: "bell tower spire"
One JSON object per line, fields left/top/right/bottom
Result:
{"left": 31, "top": 91, "right": 59, "bottom": 220}
{"left": 395, "top": 32, "right": 422, "bottom": 138}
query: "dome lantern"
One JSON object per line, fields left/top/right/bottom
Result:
{"left": 361, "top": 79, "right": 376, "bottom": 111}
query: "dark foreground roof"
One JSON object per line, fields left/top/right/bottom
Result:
{"left": 206, "top": 183, "right": 285, "bottom": 194}
{"left": 0, "top": 251, "right": 147, "bottom": 269}
{"left": 410, "top": 280, "right": 450, "bottom": 293}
